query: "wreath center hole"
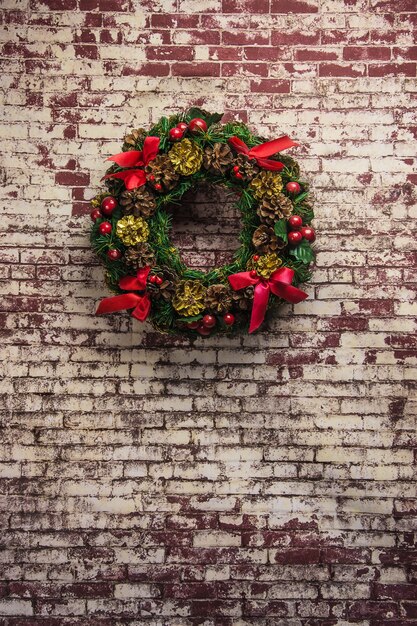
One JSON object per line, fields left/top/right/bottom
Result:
{"left": 167, "top": 183, "right": 242, "bottom": 273}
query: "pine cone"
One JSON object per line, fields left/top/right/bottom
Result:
{"left": 232, "top": 154, "right": 259, "bottom": 182}
{"left": 116, "top": 215, "right": 149, "bottom": 246}
{"left": 149, "top": 267, "right": 177, "bottom": 302}
{"left": 252, "top": 225, "right": 285, "bottom": 254}
{"left": 257, "top": 193, "right": 293, "bottom": 225}
{"left": 232, "top": 285, "right": 254, "bottom": 311}
{"left": 123, "top": 128, "right": 147, "bottom": 149}
{"left": 203, "top": 143, "right": 234, "bottom": 175}
{"left": 120, "top": 187, "right": 157, "bottom": 219}
{"left": 205, "top": 284, "right": 233, "bottom": 314}
{"left": 249, "top": 171, "right": 283, "bottom": 201}
{"left": 145, "top": 154, "right": 180, "bottom": 193}
{"left": 124, "top": 242, "right": 155, "bottom": 271}
{"left": 169, "top": 139, "right": 203, "bottom": 176}
{"left": 172, "top": 280, "right": 206, "bottom": 317}
{"left": 255, "top": 253, "right": 283, "bottom": 279}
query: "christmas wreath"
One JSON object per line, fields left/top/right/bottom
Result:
{"left": 90, "top": 107, "right": 315, "bottom": 337}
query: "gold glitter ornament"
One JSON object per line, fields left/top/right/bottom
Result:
{"left": 249, "top": 170, "right": 283, "bottom": 200}
{"left": 255, "top": 253, "right": 283, "bottom": 279}
{"left": 116, "top": 215, "right": 149, "bottom": 246}
{"left": 172, "top": 280, "right": 207, "bottom": 317}
{"left": 169, "top": 138, "right": 203, "bottom": 176}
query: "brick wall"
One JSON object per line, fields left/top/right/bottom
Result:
{"left": 1, "top": 0, "right": 417, "bottom": 623}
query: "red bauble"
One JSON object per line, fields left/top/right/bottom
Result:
{"left": 155, "top": 276, "right": 163, "bottom": 285}
{"left": 169, "top": 127, "right": 184, "bottom": 141}
{"left": 149, "top": 275, "right": 157, "bottom": 284}
{"left": 107, "top": 249, "right": 122, "bottom": 261}
{"left": 288, "top": 215, "right": 303, "bottom": 230}
{"left": 99, "top": 221, "right": 112, "bottom": 235}
{"left": 202, "top": 314, "right": 216, "bottom": 329}
{"left": 286, "top": 181, "right": 301, "bottom": 194}
{"left": 223, "top": 313, "right": 235, "bottom": 326}
{"left": 187, "top": 321, "right": 201, "bottom": 330}
{"left": 90, "top": 208, "right": 102, "bottom": 221}
{"left": 250, "top": 270, "right": 258, "bottom": 278}
{"left": 154, "top": 183, "right": 162, "bottom": 191}
{"left": 197, "top": 324, "right": 212, "bottom": 336}
{"left": 288, "top": 231, "right": 303, "bottom": 245}
{"left": 300, "top": 226, "right": 316, "bottom": 242}
{"left": 188, "top": 118, "right": 208, "bottom": 134}
{"left": 177, "top": 122, "right": 188, "bottom": 132}
{"left": 253, "top": 254, "right": 260, "bottom": 262}
{"left": 101, "top": 196, "right": 117, "bottom": 215}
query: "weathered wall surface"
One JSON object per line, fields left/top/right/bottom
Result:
{"left": 1, "top": 0, "right": 416, "bottom": 623}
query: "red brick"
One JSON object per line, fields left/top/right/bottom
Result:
{"left": 171, "top": 63, "right": 221, "bottom": 77}
{"left": 271, "top": 0, "right": 319, "bottom": 12}
{"left": 368, "top": 62, "right": 416, "bottom": 76}
{"left": 250, "top": 79, "right": 291, "bottom": 93}
{"left": 343, "top": 46, "right": 391, "bottom": 60}
{"left": 319, "top": 63, "right": 366, "bottom": 76}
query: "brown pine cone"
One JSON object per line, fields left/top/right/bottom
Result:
{"left": 123, "top": 128, "right": 147, "bottom": 149}
{"left": 232, "top": 285, "right": 254, "bottom": 311}
{"left": 149, "top": 267, "right": 178, "bottom": 302}
{"left": 232, "top": 154, "right": 259, "bottom": 182}
{"left": 203, "top": 143, "right": 234, "bottom": 175}
{"left": 252, "top": 225, "right": 285, "bottom": 254}
{"left": 145, "top": 154, "right": 180, "bottom": 193}
{"left": 120, "top": 187, "right": 157, "bottom": 219}
{"left": 124, "top": 242, "right": 155, "bottom": 271}
{"left": 257, "top": 193, "right": 293, "bottom": 225}
{"left": 205, "top": 283, "right": 233, "bottom": 314}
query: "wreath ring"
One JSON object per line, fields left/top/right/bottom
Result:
{"left": 90, "top": 107, "right": 316, "bottom": 337}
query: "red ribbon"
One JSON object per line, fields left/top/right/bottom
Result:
{"left": 96, "top": 266, "right": 151, "bottom": 321}
{"left": 228, "top": 267, "right": 308, "bottom": 333}
{"left": 101, "top": 136, "right": 160, "bottom": 190}
{"left": 228, "top": 135, "right": 299, "bottom": 171}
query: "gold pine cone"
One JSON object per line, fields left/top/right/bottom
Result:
{"left": 249, "top": 170, "right": 283, "bottom": 200}
{"left": 116, "top": 215, "right": 149, "bottom": 246}
{"left": 172, "top": 280, "right": 207, "bottom": 317}
{"left": 169, "top": 139, "right": 203, "bottom": 176}
{"left": 255, "top": 253, "right": 283, "bottom": 279}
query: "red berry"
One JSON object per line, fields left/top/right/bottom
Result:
{"left": 187, "top": 321, "right": 200, "bottom": 330}
{"left": 155, "top": 276, "right": 163, "bottom": 285}
{"left": 154, "top": 183, "right": 162, "bottom": 191}
{"left": 235, "top": 172, "right": 243, "bottom": 179}
{"left": 148, "top": 174, "right": 155, "bottom": 181}
{"left": 253, "top": 254, "right": 260, "bottom": 262}
{"left": 149, "top": 275, "right": 157, "bottom": 284}
{"left": 233, "top": 165, "right": 240, "bottom": 173}
{"left": 188, "top": 118, "right": 208, "bottom": 134}
{"left": 288, "top": 231, "right": 303, "bottom": 245}
{"left": 177, "top": 122, "right": 188, "bottom": 132}
{"left": 99, "top": 221, "right": 112, "bottom": 235}
{"left": 202, "top": 314, "right": 216, "bottom": 329}
{"left": 300, "top": 226, "right": 316, "bottom": 242}
{"left": 197, "top": 324, "right": 212, "bottom": 336}
{"left": 286, "top": 181, "right": 301, "bottom": 194}
{"left": 169, "top": 126, "right": 184, "bottom": 141}
{"left": 288, "top": 215, "right": 303, "bottom": 230}
{"left": 101, "top": 196, "right": 117, "bottom": 215}
{"left": 223, "top": 313, "right": 235, "bottom": 326}
{"left": 250, "top": 270, "right": 258, "bottom": 278}
{"left": 90, "top": 208, "right": 102, "bottom": 221}
{"left": 107, "top": 249, "right": 122, "bottom": 261}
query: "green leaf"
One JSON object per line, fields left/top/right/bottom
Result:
{"left": 293, "top": 191, "right": 308, "bottom": 204}
{"left": 274, "top": 218, "right": 288, "bottom": 243}
{"left": 206, "top": 112, "right": 223, "bottom": 126}
{"left": 289, "top": 239, "right": 315, "bottom": 265}
{"left": 177, "top": 313, "right": 203, "bottom": 323}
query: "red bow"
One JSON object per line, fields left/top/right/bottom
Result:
{"left": 96, "top": 266, "right": 151, "bottom": 321}
{"left": 228, "top": 267, "right": 308, "bottom": 333}
{"left": 228, "top": 135, "right": 298, "bottom": 171}
{"left": 101, "top": 136, "right": 160, "bottom": 190}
